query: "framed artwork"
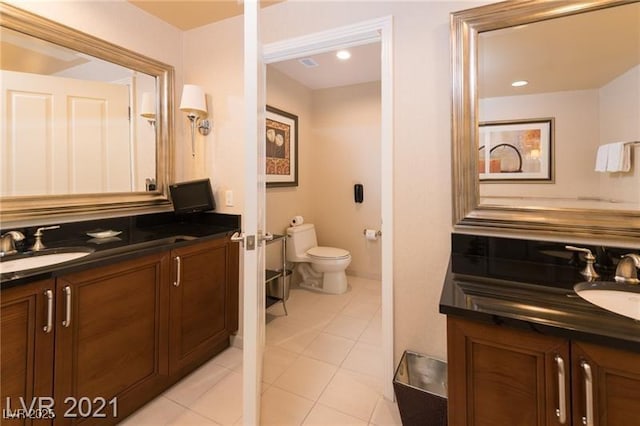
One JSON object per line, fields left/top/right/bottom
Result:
{"left": 478, "top": 118, "right": 554, "bottom": 181}
{"left": 266, "top": 105, "right": 298, "bottom": 187}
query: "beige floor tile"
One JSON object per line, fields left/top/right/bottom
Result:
{"left": 342, "top": 341, "right": 383, "bottom": 378}
{"left": 211, "top": 346, "right": 243, "bottom": 371}
{"left": 302, "top": 403, "right": 368, "bottom": 426}
{"left": 370, "top": 396, "right": 403, "bottom": 426}
{"left": 341, "top": 300, "right": 381, "bottom": 321}
{"left": 262, "top": 346, "right": 299, "bottom": 384}
{"left": 119, "top": 396, "right": 186, "bottom": 425}
{"left": 260, "top": 386, "right": 314, "bottom": 426}
{"left": 303, "top": 332, "right": 356, "bottom": 366}
{"left": 163, "top": 360, "right": 232, "bottom": 406}
{"left": 358, "top": 317, "right": 382, "bottom": 346}
{"left": 273, "top": 355, "right": 338, "bottom": 400}
{"left": 190, "top": 371, "right": 243, "bottom": 425}
{"left": 324, "top": 314, "right": 369, "bottom": 340}
{"left": 168, "top": 409, "right": 221, "bottom": 425}
{"left": 270, "top": 324, "right": 321, "bottom": 354}
{"left": 318, "top": 370, "right": 381, "bottom": 421}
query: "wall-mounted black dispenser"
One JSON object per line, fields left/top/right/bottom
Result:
{"left": 354, "top": 184, "right": 364, "bottom": 203}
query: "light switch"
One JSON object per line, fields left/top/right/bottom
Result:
{"left": 225, "top": 190, "right": 233, "bottom": 207}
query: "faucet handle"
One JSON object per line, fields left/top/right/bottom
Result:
{"left": 565, "top": 245, "right": 600, "bottom": 281}
{"left": 30, "top": 225, "right": 60, "bottom": 251}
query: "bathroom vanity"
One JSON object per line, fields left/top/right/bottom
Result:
{"left": 440, "top": 234, "right": 640, "bottom": 426}
{"left": 0, "top": 212, "right": 240, "bottom": 424}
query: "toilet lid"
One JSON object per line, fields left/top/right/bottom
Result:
{"left": 307, "top": 246, "right": 350, "bottom": 259}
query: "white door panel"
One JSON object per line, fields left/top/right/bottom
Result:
{"left": 1, "top": 70, "right": 130, "bottom": 195}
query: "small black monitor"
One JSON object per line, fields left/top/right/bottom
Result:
{"left": 169, "top": 179, "right": 216, "bottom": 214}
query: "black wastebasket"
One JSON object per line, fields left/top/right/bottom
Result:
{"left": 393, "top": 351, "right": 447, "bottom": 426}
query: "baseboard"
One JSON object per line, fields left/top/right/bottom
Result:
{"left": 230, "top": 334, "right": 243, "bottom": 349}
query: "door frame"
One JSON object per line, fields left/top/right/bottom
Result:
{"left": 263, "top": 15, "right": 395, "bottom": 399}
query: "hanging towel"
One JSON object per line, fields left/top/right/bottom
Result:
{"left": 595, "top": 145, "right": 609, "bottom": 172}
{"left": 606, "top": 142, "right": 631, "bottom": 172}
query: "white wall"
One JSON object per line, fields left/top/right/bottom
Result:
{"left": 311, "top": 82, "right": 382, "bottom": 280}
{"left": 479, "top": 90, "right": 601, "bottom": 200}
{"left": 265, "top": 71, "right": 382, "bottom": 280}
{"left": 184, "top": 0, "right": 471, "bottom": 362}
{"left": 598, "top": 65, "right": 640, "bottom": 205}
{"left": 264, "top": 67, "right": 314, "bottom": 270}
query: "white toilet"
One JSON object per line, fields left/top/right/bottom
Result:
{"left": 286, "top": 224, "right": 351, "bottom": 294}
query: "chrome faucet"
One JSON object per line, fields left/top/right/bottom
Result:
{"left": 30, "top": 226, "right": 60, "bottom": 252}
{"left": 615, "top": 253, "right": 640, "bottom": 285}
{"left": 1, "top": 231, "right": 25, "bottom": 257}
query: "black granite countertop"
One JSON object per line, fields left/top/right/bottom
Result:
{"left": 440, "top": 234, "right": 640, "bottom": 353}
{"left": 1, "top": 212, "right": 240, "bottom": 288}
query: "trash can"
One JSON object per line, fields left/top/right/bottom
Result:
{"left": 393, "top": 351, "right": 447, "bottom": 426}
{"left": 266, "top": 269, "right": 291, "bottom": 301}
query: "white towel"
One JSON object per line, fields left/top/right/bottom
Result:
{"left": 606, "top": 142, "right": 631, "bottom": 172}
{"left": 595, "top": 145, "right": 609, "bottom": 172}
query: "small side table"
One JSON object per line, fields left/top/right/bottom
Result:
{"left": 265, "top": 234, "right": 288, "bottom": 315}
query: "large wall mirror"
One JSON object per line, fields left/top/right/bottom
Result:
{"left": 0, "top": 3, "right": 174, "bottom": 223}
{"left": 452, "top": 0, "right": 640, "bottom": 243}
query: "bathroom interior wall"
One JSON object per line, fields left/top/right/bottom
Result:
{"left": 479, "top": 90, "right": 601, "bottom": 200}
{"left": 5, "top": 0, "right": 187, "bottom": 180}
{"left": 264, "top": 67, "right": 314, "bottom": 270}
{"left": 598, "top": 65, "right": 640, "bottom": 205}
{"left": 310, "top": 82, "right": 382, "bottom": 280}
{"left": 184, "top": 0, "right": 473, "bottom": 361}
{"left": 265, "top": 69, "right": 382, "bottom": 280}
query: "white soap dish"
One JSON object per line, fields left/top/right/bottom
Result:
{"left": 86, "top": 230, "right": 122, "bottom": 239}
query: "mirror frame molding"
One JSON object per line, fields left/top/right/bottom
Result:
{"left": 451, "top": 0, "right": 640, "bottom": 243}
{"left": 0, "top": 3, "right": 174, "bottom": 223}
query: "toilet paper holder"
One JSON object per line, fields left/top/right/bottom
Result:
{"left": 363, "top": 229, "right": 382, "bottom": 237}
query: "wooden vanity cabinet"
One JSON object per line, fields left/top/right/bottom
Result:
{"left": 54, "top": 252, "right": 170, "bottom": 425}
{"left": 571, "top": 341, "right": 640, "bottom": 426}
{"left": 168, "top": 236, "right": 239, "bottom": 377}
{"left": 1, "top": 279, "right": 55, "bottom": 426}
{"left": 447, "top": 316, "right": 640, "bottom": 426}
{"left": 0, "top": 235, "right": 239, "bottom": 425}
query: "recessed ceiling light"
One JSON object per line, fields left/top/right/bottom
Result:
{"left": 336, "top": 50, "right": 351, "bottom": 60}
{"left": 511, "top": 80, "right": 528, "bottom": 87}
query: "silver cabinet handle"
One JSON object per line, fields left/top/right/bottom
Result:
{"left": 581, "top": 360, "right": 594, "bottom": 426}
{"left": 173, "top": 256, "right": 181, "bottom": 287}
{"left": 554, "top": 355, "right": 567, "bottom": 424}
{"left": 62, "top": 286, "right": 71, "bottom": 327}
{"left": 43, "top": 289, "right": 53, "bottom": 333}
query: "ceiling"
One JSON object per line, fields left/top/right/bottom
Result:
{"left": 269, "top": 43, "right": 382, "bottom": 90}
{"left": 127, "top": 0, "right": 282, "bottom": 30}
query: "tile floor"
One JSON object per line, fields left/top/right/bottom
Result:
{"left": 121, "top": 276, "right": 402, "bottom": 425}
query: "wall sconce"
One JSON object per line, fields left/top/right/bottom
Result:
{"left": 140, "top": 92, "right": 156, "bottom": 128}
{"left": 179, "top": 84, "right": 211, "bottom": 157}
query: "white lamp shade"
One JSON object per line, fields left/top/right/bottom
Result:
{"left": 179, "top": 84, "right": 207, "bottom": 115}
{"left": 140, "top": 92, "right": 155, "bottom": 119}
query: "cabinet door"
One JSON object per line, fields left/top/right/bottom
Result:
{"left": 168, "top": 237, "right": 238, "bottom": 376}
{"left": 1, "top": 279, "right": 55, "bottom": 426}
{"left": 571, "top": 341, "right": 640, "bottom": 426}
{"left": 54, "top": 253, "right": 170, "bottom": 425}
{"left": 447, "top": 317, "right": 570, "bottom": 426}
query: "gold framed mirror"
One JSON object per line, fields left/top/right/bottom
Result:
{"left": 0, "top": 3, "right": 174, "bottom": 223}
{"left": 451, "top": 0, "right": 640, "bottom": 243}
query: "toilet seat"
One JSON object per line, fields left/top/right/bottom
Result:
{"left": 307, "top": 246, "right": 350, "bottom": 260}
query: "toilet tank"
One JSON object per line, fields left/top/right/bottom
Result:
{"left": 286, "top": 224, "right": 318, "bottom": 262}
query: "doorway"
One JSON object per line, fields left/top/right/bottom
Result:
{"left": 261, "top": 16, "right": 394, "bottom": 404}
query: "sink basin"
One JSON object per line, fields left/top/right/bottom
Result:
{"left": 574, "top": 281, "right": 640, "bottom": 320}
{"left": 0, "top": 247, "right": 94, "bottom": 274}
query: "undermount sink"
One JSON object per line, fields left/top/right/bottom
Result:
{"left": 574, "top": 281, "right": 640, "bottom": 320}
{"left": 0, "top": 247, "right": 94, "bottom": 274}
